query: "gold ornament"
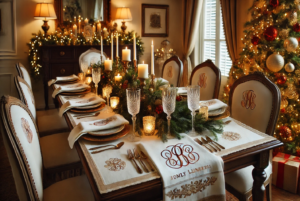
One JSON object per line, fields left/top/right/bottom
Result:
{"left": 285, "top": 84, "right": 299, "bottom": 100}
{"left": 286, "top": 105, "right": 294, "bottom": 113}
{"left": 255, "top": 0, "right": 266, "bottom": 8}
{"left": 279, "top": 29, "right": 290, "bottom": 38}
{"left": 280, "top": 98, "right": 288, "bottom": 109}
{"left": 291, "top": 122, "right": 300, "bottom": 134}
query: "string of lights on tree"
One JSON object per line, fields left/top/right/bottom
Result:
{"left": 27, "top": 30, "right": 144, "bottom": 78}
{"left": 223, "top": 0, "right": 300, "bottom": 155}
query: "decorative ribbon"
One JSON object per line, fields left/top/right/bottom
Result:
{"left": 276, "top": 153, "right": 300, "bottom": 189}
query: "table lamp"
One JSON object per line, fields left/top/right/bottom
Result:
{"left": 34, "top": 3, "right": 57, "bottom": 36}
{"left": 115, "top": 7, "right": 132, "bottom": 32}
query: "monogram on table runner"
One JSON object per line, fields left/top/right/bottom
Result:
{"left": 139, "top": 135, "right": 225, "bottom": 201}
{"left": 52, "top": 82, "right": 90, "bottom": 98}
{"left": 58, "top": 94, "right": 105, "bottom": 116}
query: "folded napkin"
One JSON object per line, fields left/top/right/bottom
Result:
{"left": 52, "top": 83, "right": 90, "bottom": 98}
{"left": 177, "top": 87, "right": 187, "bottom": 95}
{"left": 68, "top": 114, "right": 129, "bottom": 148}
{"left": 48, "top": 74, "right": 78, "bottom": 86}
{"left": 58, "top": 94, "right": 105, "bottom": 116}
{"left": 155, "top": 77, "right": 169, "bottom": 85}
{"left": 139, "top": 135, "right": 225, "bottom": 201}
{"left": 199, "top": 99, "right": 228, "bottom": 111}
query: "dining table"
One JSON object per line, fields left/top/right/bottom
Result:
{"left": 53, "top": 85, "right": 283, "bottom": 201}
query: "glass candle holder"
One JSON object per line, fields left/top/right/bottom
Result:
{"left": 78, "top": 73, "right": 84, "bottom": 81}
{"left": 143, "top": 116, "right": 156, "bottom": 136}
{"left": 110, "top": 97, "right": 120, "bottom": 109}
{"left": 85, "top": 77, "right": 92, "bottom": 85}
{"left": 199, "top": 106, "right": 208, "bottom": 121}
{"left": 102, "top": 85, "right": 113, "bottom": 105}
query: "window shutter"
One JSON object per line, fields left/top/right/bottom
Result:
{"left": 220, "top": 41, "right": 232, "bottom": 76}
{"left": 204, "top": 0, "right": 216, "bottom": 40}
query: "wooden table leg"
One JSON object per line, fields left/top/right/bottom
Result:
{"left": 252, "top": 151, "right": 269, "bottom": 201}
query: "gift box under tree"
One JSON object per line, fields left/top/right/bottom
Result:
{"left": 272, "top": 152, "right": 300, "bottom": 194}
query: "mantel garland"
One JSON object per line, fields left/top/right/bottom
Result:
{"left": 91, "top": 61, "right": 224, "bottom": 142}
{"left": 27, "top": 30, "right": 144, "bottom": 79}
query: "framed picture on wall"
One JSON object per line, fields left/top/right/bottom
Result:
{"left": 142, "top": 4, "right": 169, "bottom": 37}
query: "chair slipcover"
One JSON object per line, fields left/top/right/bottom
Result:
{"left": 15, "top": 62, "right": 32, "bottom": 89}
{"left": 162, "top": 56, "right": 183, "bottom": 87}
{"left": 190, "top": 60, "right": 221, "bottom": 100}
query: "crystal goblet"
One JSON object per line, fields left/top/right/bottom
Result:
{"left": 162, "top": 87, "right": 177, "bottom": 138}
{"left": 92, "top": 68, "right": 101, "bottom": 96}
{"left": 126, "top": 88, "right": 141, "bottom": 142}
{"left": 187, "top": 85, "right": 200, "bottom": 136}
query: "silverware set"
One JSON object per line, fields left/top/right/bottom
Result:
{"left": 194, "top": 136, "right": 225, "bottom": 153}
{"left": 127, "top": 149, "right": 155, "bottom": 174}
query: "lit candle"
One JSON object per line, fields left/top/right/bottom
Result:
{"left": 78, "top": 19, "right": 81, "bottom": 32}
{"left": 110, "top": 33, "right": 114, "bottom": 61}
{"left": 151, "top": 40, "right": 154, "bottom": 75}
{"left": 122, "top": 47, "right": 131, "bottom": 61}
{"left": 133, "top": 33, "right": 136, "bottom": 60}
{"left": 138, "top": 61, "right": 148, "bottom": 78}
{"left": 199, "top": 106, "right": 208, "bottom": 121}
{"left": 93, "top": 25, "right": 96, "bottom": 34}
{"left": 73, "top": 24, "right": 77, "bottom": 37}
{"left": 115, "top": 73, "right": 122, "bottom": 82}
{"left": 84, "top": 18, "right": 88, "bottom": 24}
{"left": 86, "top": 77, "right": 92, "bottom": 84}
{"left": 74, "top": 16, "right": 76, "bottom": 22}
{"left": 78, "top": 73, "right": 84, "bottom": 81}
{"left": 104, "top": 58, "right": 112, "bottom": 71}
{"left": 97, "top": 22, "right": 101, "bottom": 36}
{"left": 110, "top": 97, "right": 120, "bottom": 109}
{"left": 143, "top": 116, "right": 156, "bottom": 135}
{"left": 116, "top": 33, "right": 119, "bottom": 57}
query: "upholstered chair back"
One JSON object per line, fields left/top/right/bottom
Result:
{"left": 15, "top": 62, "right": 32, "bottom": 89}
{"left": 162, "top": 56, "right": 183, "bottom": 87}
{"left": 229, "top": 72, "right": 281, "bottom": 135}
{"left": 190, "top": 60, "right": 221, "bottom": 100}
{"left": 0, "top": 95, "right": 43, "bottom": 200}
{"left": 15, "top": 76, "right": 36, "bottom": 120}
{"left": 79, "top": 48, "right": 107, "bottom": 69}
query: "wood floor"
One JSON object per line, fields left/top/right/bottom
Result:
{"left": 226, "top": 185, "right": 300, "bottom": 201}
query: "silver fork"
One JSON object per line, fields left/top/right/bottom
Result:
{"left": 127, "top": 149, "right": 143, "bottom": 174}
{"left": 134, "top": 149, "right": 149, "bottom": 173}
{"left": 194, "top": 138, "right": 213, "bottom": 153}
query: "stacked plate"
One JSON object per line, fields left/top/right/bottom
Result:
{"left": 177, "top": 87, "right": 187, "bottom": 96}
{"left": 70, "top": 102, "right": 105, "bottom": 113}
{"left": 58, "top": 83, "right": 91, "bottom": 96}
{"left": 55, "top": 75, "right": 79, "bottom": 84}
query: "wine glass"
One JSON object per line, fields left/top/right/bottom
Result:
{"left": 92, "top": 68, "right": 101, "bottom": 96}
{"left": 187, "top": 85, "right": 200, "bottom": 136}
{"left": 126, "top": 88, "right": 141, "bottom": 142}
{"left": 81, "top": 60, "right": 89, "bottom": 80}
{"left": 162, "top": 87, "right": 177, "bottom": 138}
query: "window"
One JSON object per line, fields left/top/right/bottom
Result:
{"left": 199, "top": 0, "right": 232, "bottom": 76}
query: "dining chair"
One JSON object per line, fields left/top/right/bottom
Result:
{"left": 190, "top": 59, "right": 221, "bottom": 100}
{"left": 79, "top": 48, "right": 107, "bottom": 69}
{"left": 15, "top": 62, "right": 32, "bottom": 89}
{"left": 161, "top": 55, "right": 183, "bottom": 87}
{"left": 14, "top": 75, "right": 69, "bottom": 136}
{"left": 0, "top": 95, "right": 83, "bottom": 183}
{"left": 0, "top": 95, "right": 94, "bottom": 201}
{"left": 226, "top": 71, "right": 281, "bottom": 201}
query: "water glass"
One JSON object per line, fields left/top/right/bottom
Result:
{"left": 187, "top": 85, "right": 200, "bottom": 135}
{"left": 126, "top": 88, "right": 141, "bottom": 142}
{"left": 81, "top": 60, "right": 89, "bottom": 79}
{"left": 162, "top": 87, "right": 177, "bottom": 138}
{"left": 92, "top": 68, "right": 101, "bottom": 96}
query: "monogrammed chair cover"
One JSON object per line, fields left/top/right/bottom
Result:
{"left": 162, "top": 56, "right": 183, "bottom": 87}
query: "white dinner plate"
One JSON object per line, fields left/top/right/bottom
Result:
{"left": 88, "top": 125, "right": 125, "bottom": 136}
{"left": 74, "top": 103, "right": 102, "bottom": 109}
{"left": 208, "top": 107, "right": 227, "bottom": 116}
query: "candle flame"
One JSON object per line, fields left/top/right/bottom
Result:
{"left": 126, "top": 47, "right": 127, "bottom": 49}
{"left": 143, "top": 61, "right": 144, "bottom": 64}
{"left": 117, "top": 73, "right": 120, "bottom": 76}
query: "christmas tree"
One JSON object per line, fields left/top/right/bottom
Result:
{"left": 223, "top": 0, "right": 300, "bottom": 155}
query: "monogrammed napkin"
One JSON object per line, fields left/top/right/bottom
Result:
{"left": 48, "top": 74, "right": 78, "bottom": 86}
{"left": 68, "top": 114, "right": 129, "bottom": 148}
{"left": 52, "top": 83, "right": 90, "bottom": 98}
{"left": 139, "top": 135, "right": 225, "bottom": 201}
{"left": 58, "top": 94, "right": 105, "bottom": 116}
{"left": 199, "top": 99, "right": 228, "bottom": 111}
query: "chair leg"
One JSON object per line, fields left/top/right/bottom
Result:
{"left": 266, "top": 183, "right": 272, "bottom": 201}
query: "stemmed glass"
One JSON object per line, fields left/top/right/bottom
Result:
{"left": 187, "top": 85, "right": 200, "bottom": 135}
{"left": 81, "top": 60, "right": 89, "bottom": 80}
{"left": 162, "top": 87, "right": 177, "bottom": 138}
{"left": 92, "top": 68, "right": 101, "bottom": 96}
{"left": 126, "top": 88, "right": 141, "bottom": 142}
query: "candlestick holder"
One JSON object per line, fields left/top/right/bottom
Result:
{"left": 133, "top": 60, "right": 137, "bottom": 73}
{"left": 139, "top": 77, "right": 146, "bottom": 95}
{"left": 150, "top": 74, "right": 155, "bottom": 90}
{"left": 115, "top": 56, "right": 119, "bottom": 65}
{"left": 122, "top": 60, "right": 130, "bottom": 73}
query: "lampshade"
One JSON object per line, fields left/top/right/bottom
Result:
{"left": 34, "top": 3, "right": 57, "bottom": 20}
{"left": 115, "top": 7, "right": 132, "bottom": 21}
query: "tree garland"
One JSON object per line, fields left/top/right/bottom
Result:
{"left": 27, "top": 30, "right": 144, "bottom": 79}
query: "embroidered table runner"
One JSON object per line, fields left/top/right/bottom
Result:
{"left": 52, "top": 82, "right": 90, "bottom": 98}
{"left": 58, "top": 94, "right": 105, "bottom": 116}
{"left": 199, "top": 99, "right": 228, "bottom": 111}
{"left": 140, "top": 135, "right": 225, "bottom": 201}
{"left": 48, "top": 74, "right": 78, "bottom": 86}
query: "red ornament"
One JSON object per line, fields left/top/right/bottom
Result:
{"left": 102, "top": 75, "right": 105, "bottom": 79}
{"left": 155, "top": 105, "right": 163, "bottom": 115}
{"left": 281, "top": 108, "right": 286, "bottom": 113}
{"left": 277, "top": 75, "right": 287, "bottom": 85}
{"left": 122, "top": 80, "right": 128, "bottom": 89}
{"left": 269, "top": 0, "right": 279, "bottom": 8}
{"left": 176, "top": 95, "right": 182, "bottom": 101}
{"left": 264, "top": 26, "right": 278, "bottom": 41}
{"left": 274, "top": 73, "right": 281, "bottom": 78}
{"left": 279, "top": 126, "right": 292, "bottom": 138}
{"left": 251, "top": 36, "right": 259, "bottom": 45}
{"left": 294, "top": 23, "right": 300, "bottom": 32}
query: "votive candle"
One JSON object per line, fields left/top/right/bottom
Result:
{"left": 199, "top": 106, "right": 208, "bottom": 121}
{"left": 84, "top": 18, "right": 88, "bottom": 24}
{"left": 78, "top": 73, "right": 84, "bottom": 81}
{"left": 86, "top": 77, "right": 92, "bottom": 84}
{"left": 122, "top": 47, "right": 131, "bottom": 61}
{"left": 143, "top": 116, "right": 156, "bottom": 135}
{"left": 115, "top": 73, "right": 122, "bottom": 82}
{"left": 110, "top": 97, "right": 120, "bottom": 109}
